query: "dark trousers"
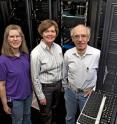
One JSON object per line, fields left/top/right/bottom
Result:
{"left": 39, "top": 82, "right": 62, "bottom": 124}
{"left": 31, "top": 107, "right": 41, "bottom": 124}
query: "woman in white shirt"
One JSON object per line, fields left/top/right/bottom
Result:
{"left": 31, "top": 19, "right": 63, "bottom": 124}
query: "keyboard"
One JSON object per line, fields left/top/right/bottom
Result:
{"left": 77, "top": 114, "right": 95, "bottom": 124}
{"left": 82, "top": 92, "right": 104, "bottom": 118}
{"left": 100, "top": 95, "right": 117, "bottom": 124}
{"left": 77, "top": 92, "right": 117, "bottom": 124}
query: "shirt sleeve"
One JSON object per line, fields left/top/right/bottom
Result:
{"left": 62, "top": 52, "right": 69, "bottom": 89}
{"left": 0, "top": 60, "right": 7, "bottom": 81}
{"left": 30, "top": 52, "right": 45, "bottom": 100}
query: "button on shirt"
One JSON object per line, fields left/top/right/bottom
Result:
{"left": 63, "top": 45, "right": 100, "bottom": 90}
{"left": 31, "top": 41, "right": 63, "bottom": 99}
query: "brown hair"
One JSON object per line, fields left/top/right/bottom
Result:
{"left": 38, "top": 19, "right": 59, "bottom": 37}
{"left": 1, "top": 24, "right": 29, "bottom": 56}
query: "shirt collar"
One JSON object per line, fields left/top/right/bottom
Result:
{"left": 85, "top": 45, "right": 93, "bottom": 55}
{"left": 73, "top": 45, "right": 93, "bottom": 56}
{"left": 7, "top": 52, "right": 24, "bottom": 60}
{"left": 40, "top": 40, "right": 55, "bottom": 50}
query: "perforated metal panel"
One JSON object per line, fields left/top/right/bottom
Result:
{"left": 97, "top": 0, "right": 117, "bottom": 95}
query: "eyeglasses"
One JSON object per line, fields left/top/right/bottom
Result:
{"left": 71, "top": 34, "right": 88, "bottom": 40}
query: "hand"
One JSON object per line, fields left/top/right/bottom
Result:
{"left": 39, "top": 98, "right": 47, "bottom": 105}
{"left": 84, "top": 89, "right": 93, "bottom": 97}
{"left": 3, "top": 104, "right": 11, "bottom": 114}
{"left": 61, "top": 86, "right": 64, "bottom": 92}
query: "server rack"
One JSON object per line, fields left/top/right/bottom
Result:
{"left": 0, "top": 0, "right": 61, "bottom": 51}
{"left": 77, "top": 0, "right": 117, "bottom": 123}
{"left": 97, "top": 0, "right": 117, "bottom": 91}
{"left": 61, "top": 0, "right": 89, "bottom": 52}
{"left": 89, "top": 0, "right": 107, "bottom": 49}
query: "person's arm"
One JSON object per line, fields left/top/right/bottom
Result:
{"left": 62, "top": 52, "right": 69, "bottom": 89}
{"left": 0, "top": 80, "right": 11, "bottom": 114}
{"left": 30, "top": 52, "right": 46, "bottom": 105}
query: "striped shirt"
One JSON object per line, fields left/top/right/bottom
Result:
{"left": 31, "top": 41, "right": 63, "bottom": 99}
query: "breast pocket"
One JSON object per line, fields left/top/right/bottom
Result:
{"left": 41, "top": 59, "right": 48, "bottom": 65}
{"left": 86, "top": 67, "right": 97, "bottom": 81}
{"left": 41, "top": 59, "right": 48, "bottom": 70}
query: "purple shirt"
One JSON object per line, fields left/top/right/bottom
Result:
{"left": 0, "top": 53, "right": 32, "bottom": 100}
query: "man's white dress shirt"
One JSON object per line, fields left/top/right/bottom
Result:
{"left": 63, "top": 45, "right": 100, "bottom": 90}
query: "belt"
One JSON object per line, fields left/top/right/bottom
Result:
{"left": 68, "top": 85, "right": 84, "bottom": 93}
{"left": 73, "top": 88, "right": 84, "bottom": 93}
{"left": 41, "top": 80, "right": 62, "bottom": 87}
{"left": 69, "top": 85, "right": 93, "bottom": 93}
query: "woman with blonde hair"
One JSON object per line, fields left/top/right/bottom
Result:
{"left": 0, "top": 24, "right": 32, "bottom": 124}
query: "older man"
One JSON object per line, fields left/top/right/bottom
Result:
{"left": 63, "top": 24, "right": 100, "bottom": 124}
